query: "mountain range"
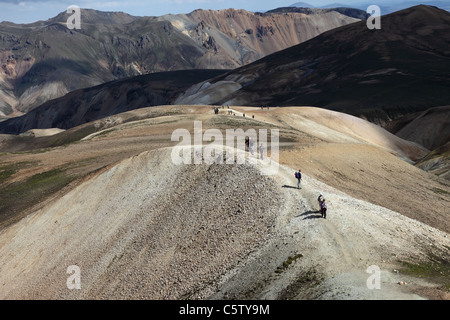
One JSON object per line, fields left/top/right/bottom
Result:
{"left": 0, "top": 4, "right": 449, "bottom": 180}
{"left": 175, "top": 5, "right": 450, "bottom": 122}
{"left": 289, "top": 1, "right": 450, "bottom": 13}
{"left": 0, "top": 7, "right": 363, "bottom": 118}
{"left": 2, "top": 5, "right": 449, "bottom": 133}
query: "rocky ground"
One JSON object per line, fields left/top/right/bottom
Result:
{"left": 0, "top": 106, "right": 448, "bottom": 300}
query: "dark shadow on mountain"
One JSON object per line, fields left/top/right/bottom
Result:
{"left": 0, "top": 69, "right": 229, "bottom": 135}
{"left": 203, "top": 5, "right": 450, "bottom": 124}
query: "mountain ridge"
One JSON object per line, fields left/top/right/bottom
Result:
{"left": 174, "top": 5, "right": 450, "bottom": 123}
{"left": 0, "top": 7, "right": 362, "bottom": 119}
{"left": 1, "top": 5, "right": 448, "bottom": 137}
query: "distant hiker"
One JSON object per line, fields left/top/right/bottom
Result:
{"left": 295, "top": 169, "right": 302, "bottom": 189}
{"left": 317, "top": 194, "right": 323, "bottom": 211}
{"left": 252, "top": 115, "right": 254, "bottom": 119}
{"left": 320, "top": 198, "right": 327, "bottom": 219}
{"left": 259, "top": 143, "right": 264, "bottom": 160}
{"left": 249, "top": 137, "right": 255, "bottom": 155}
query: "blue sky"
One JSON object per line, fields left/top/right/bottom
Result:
{"left": 0, "top": 0, "right": 443, "bottom": 23}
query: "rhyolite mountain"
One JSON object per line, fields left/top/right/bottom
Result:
{"left": 0, "top": 7, "right": 363, "bottom": 119}
{"left": 1, "top": 5, "right": 448, "bottom": 135}
{"left": 174, "top": 5, "right": 450, "bottom": 123}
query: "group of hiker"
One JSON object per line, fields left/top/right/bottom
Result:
{"left": 214, "top": 106, "right": 257, "bottom": 119}
{"left": 245, "top": 137, "right": 264, "bottom": 160}
{"left": 295, "top": 169, "right": 327, "bottom": 219}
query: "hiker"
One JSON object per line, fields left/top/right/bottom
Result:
{"left": 249, "top": 137, "right": 255, "bottom": 155}
{"left": 317, "top": 194, "right": 323, "bottom": 211}
{"left": 259, "top": 143, "right": 264, "bottom": 160}
{"left": 295, "top": 169, "right": 302, "bottom": 189}
{"left": 320, "top": 198, "right": 327, "bottom": 219}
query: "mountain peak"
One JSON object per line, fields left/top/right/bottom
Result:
{"left": 174, "top": 5, "right": 450, "bottom": 122}
{"left": 48, "top": 8, "right": 138, "bottom": 25}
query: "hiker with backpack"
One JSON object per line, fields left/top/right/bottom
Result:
{"left": 295, "top": 169, "right": 302, "bottom": 189}
{"left": 318, "top": 194, "right": 323, "bottom": 211}
{"left": 320, "top": 197, "right": 327, "bottom": 219}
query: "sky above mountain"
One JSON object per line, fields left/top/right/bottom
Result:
{"left": 0, "top": 0, "right": 446, "bottom": 24}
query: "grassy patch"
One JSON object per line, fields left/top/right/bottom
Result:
{"left": 278, "top": 268, "right": 323, "bottom": 299}
{"left": 0, "top": 167, "right": 75, "bottom": 228}
{"left": 0, "top": 166, "right": 18, "bottom": 184}
{"left": 0, "top": 161, "right": 37, "bottom": 184}
{"left": 275, "top": 254, "right": 303, "bottom": 274}
{"left": 295, "top": 269, "right": 323, "bottom": 287}
{"left": 399, "top": 257, "right": 450, "bottom": 291}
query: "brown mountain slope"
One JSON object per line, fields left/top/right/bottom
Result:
{"left": 175, "top": 5, "right": 450, "bottom": 123}
{"left": 416, "top": 141, "right": 450, "bottom": 180}
{"left": 161, "top": 8, "right": 362, "bottom": 68}
{"left": 384, "top": 105, "right": 450, "bottom": 180}
{"left": 385, "top": 106, "right": 450, "bottom": 151}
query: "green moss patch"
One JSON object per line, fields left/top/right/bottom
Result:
{"left": 275, "top": 254, "right": 303, "bottom": 274}
{"left": 0, "top": 161, "right": 37, "bottom": 184}
{"left": 399, "top": 256, "right": 450, "bottom": 291}
{"left": 0, "top": 167, "right": 75, "bottom": 228}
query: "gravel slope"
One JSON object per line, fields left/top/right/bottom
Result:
{"left": 0, "top": 147, "right": 282, "bottom": 299}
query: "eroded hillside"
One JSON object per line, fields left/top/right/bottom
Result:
{"left": 0, "top": 105, "right": 448, "bottom": 300}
